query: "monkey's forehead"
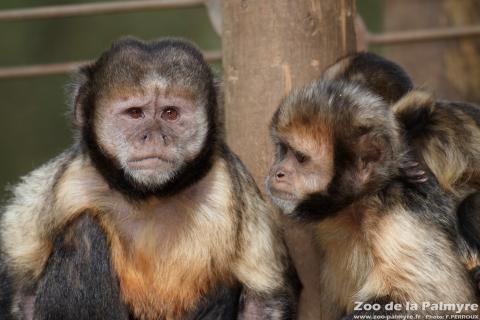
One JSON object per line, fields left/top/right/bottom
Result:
{"left": 91, "top": 41, "right": 212, "bottom": 94}
{"left": 273, "top": 80, "right": 389, "bottom": 130}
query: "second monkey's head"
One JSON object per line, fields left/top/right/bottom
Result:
{"left": 72, "top": 37, "right": 220, "bottom": 199}
{"left": 266, "top": 80, "right": 405, "bottom": 220}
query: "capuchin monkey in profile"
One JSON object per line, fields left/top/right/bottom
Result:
{"left": 323, "top": 52, "right": 480, "bottom": 282}
{"left": 265, "top": 78, "right": 479, "bottom": 319}
{"left": 0, "top": 37, "right": 298, "bottom": 320}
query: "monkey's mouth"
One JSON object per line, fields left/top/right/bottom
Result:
{"left": 268, "top": 187, "right": 298, "bottom": 202}
{"left": 128, "top": 156, "right": 175, "bottom": 169}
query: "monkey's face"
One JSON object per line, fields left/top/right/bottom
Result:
{"left": 94, "top": 83, "right": 208, "bottom": 189}
{"left": 267, "top": 80, "right": 403, "bottom": 219}
{"left": 266, "top": 123, "right": 334, "bottom": 215}
{"left": 75, "top": 38, "right": 219, "bottom": 198}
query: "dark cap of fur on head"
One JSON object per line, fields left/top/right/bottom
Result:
{"left": 322, "top": 52, "right": 414, "bottom": 104}
{"left": 272, "top": 79, "right": 402, "bottom": 149}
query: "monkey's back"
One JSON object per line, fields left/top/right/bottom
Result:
{"left": 400, "top": 98, "right": 480, "bottom": 197}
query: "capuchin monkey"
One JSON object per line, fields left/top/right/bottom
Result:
{"left": 322, "top": 52, "right": 414, "bottom": 104}
{"left": 0, "top": 37, "right": 298, "bottom": 320}
{"left": 322, "top": 52, "right": 480, "bottom": 196}
{"left": 265, "top": 78, "right": 479, "bottom": 319}
{"left": 323, "top": 52, "right": 480, "bottom": 281}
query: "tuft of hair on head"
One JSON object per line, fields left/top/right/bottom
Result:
{"left": 391, "top": 89, "right": 436, "bottom": 139}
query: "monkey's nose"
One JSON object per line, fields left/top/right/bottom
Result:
{"left": 162, "top": 134, "right": 171, "bottom": 146}
{"left": 275, "top": 170, "right": 287, "bottom": 181}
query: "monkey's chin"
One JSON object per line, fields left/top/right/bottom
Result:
{"left": 265, "top": 187, "right": 299, "bottom": 215}
{"left": 126, "top": 167, "right": 177, "bottom": 189}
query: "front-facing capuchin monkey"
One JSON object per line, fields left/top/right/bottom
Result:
{"left": 0, "top": 37, "right": 298, "bottom": 320}
{"left": 322, "top": 52, "right": 480, "bottom": 278}
{"left": 265, "top": 78, "right": 479, "bottom": 319}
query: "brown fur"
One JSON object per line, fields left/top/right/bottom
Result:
{"left": 267, "top": 79, "right": 479, "bottom": 319}
{"left": 393, "top": 90, "right": 480, "bottom": 198}
{"left": 1, "top": 37, "right": 295, "bottom": 320}
{"left": 321, "top": 53, "right": 480, "bottom": 284}
{"left": 314, "top": 200, "right": 476, "bottom": 319}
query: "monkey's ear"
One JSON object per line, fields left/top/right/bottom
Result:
{"left": 357, "top": 133, "right": 385, "bottom": 165}
{"left": 353, "top": 130, "right": 385, "bottom": 180}
{"left": 71, "top": 64, "right": 93, "bottom": 128}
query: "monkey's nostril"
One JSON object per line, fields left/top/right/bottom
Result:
{"left": 162, "top": 135, "right": 170, "bottom": 145}
{"left": 276, "top": 171, "right": 285, "bottom": 179}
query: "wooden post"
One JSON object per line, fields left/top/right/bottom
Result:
{"left": 223, "top": 1, "right": 356, "bottom": 319}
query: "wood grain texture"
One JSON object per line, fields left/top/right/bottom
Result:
{"left": 223, "top": 2, "right": 357, "bottom": 319}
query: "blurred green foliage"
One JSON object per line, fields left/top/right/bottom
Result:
{"left": 357, "top": 0, "right": 385, "bottom": 54}
{"left": 0, "top": 0, "right": 381, "bottom": 199}
{"left": 358, "top": 0, "right": 383, "bottom": 33}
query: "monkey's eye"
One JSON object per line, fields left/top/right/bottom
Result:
{"left": 125, "top": 107, "right": 144, "bottom": 119}
{"left": 294, "top": 151, "right": 308, "bottom": 164}
{"left": 161, "top": 107, "right": 179, "bottom": 121}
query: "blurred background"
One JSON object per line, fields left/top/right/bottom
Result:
{"left": 0, "top": 0, "right": 479, "bottom": 199}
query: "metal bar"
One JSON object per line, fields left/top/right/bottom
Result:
{"left": 367, "top": 25, "right": 480, "bottom": 45}
{"left": 0, "top": 0, "right": 205, "bottom": 22}
{"left": 0, "top": 50, "right": 222, "bottom": 79}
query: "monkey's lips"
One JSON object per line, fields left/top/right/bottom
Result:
{"left": 268, "top": 187, "right": 298, "bottom": 202}
{"left": 128, "top": 156, "right": 175, "bottom": 169}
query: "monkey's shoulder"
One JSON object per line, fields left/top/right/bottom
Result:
{"left": 0, "top": 146, "right": 89, "bottom": 278}
{"left": 386, "top": 176, "right": 450, "bottom": 209}
{"left": 394, "top": 92, "right": 480, "bottom": 141}
{"left": 220, "top": 145, "right": 263, "bottom": 199}
{"left": 1, "top": 146, "right": 78, "bottom": 216}
{"left": 437, "top": 100, "right": 480, "bottom": 128}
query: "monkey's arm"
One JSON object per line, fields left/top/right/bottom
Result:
{"left": 182, "top": 283, "right": 242, "bottom": 320}
{"left": 33, "top": 213, "right": 129, "bottom": 320}
{"left": 237, "top": 266, "right": 300, "bottom": 320}
{"left": 234, "top": 207, "right": 299, "bottom": 320}
{"left": 224, "top": 150, "right": 299, "bottom": 319}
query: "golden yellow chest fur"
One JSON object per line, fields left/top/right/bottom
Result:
{"left": 56, "top": 157, "right": 239, "bottom": 318}
{"left": 100, "top": 201, "right": 237, "bottom": 318}
{"left": 100, "top": 163, "right": 239, "bottom": 318}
